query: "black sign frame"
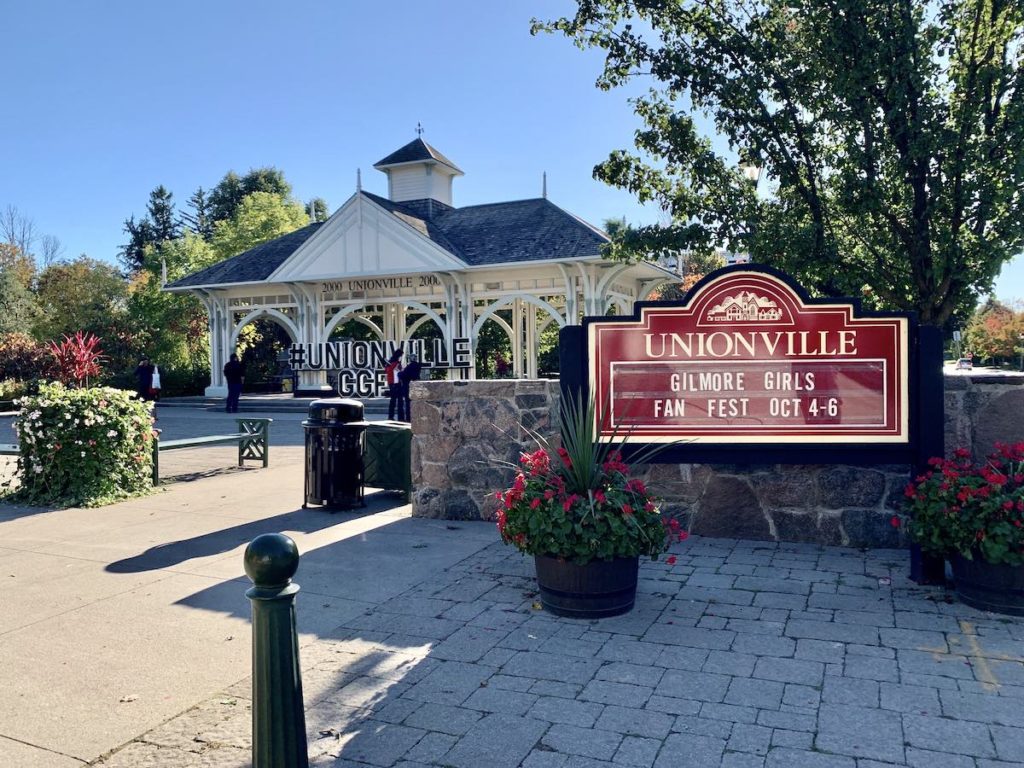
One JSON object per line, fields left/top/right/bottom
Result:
{"left": 559, "top": 264, "right": 943, "bottom": 468}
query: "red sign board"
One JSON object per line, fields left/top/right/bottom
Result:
{"left": 588, "top": 270, "right": 909, "bottom": 443}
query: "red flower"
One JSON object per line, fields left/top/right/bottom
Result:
{"left": 626, "top": 478, "right": 647, "bottom": 495}
{"left": 594, "top": 489, "right": 607, "bottom": 504}
{"left": 530, "top": 498, "right": 541, "bottom": 510}
{"left": 666, "top": 555, "right": 677, "bottom": 566}
{"left": 890, "top": 516, "right": 901, "bottom": 528}
{"left": 621, "top": 504, "right": 634, "bottom": 516}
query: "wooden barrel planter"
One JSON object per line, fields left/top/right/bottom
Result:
{"left": 952, "top": 554, "right": 1024, "bottom": 616}
{"left": 534, "top": 554, "right": 639, "bottom": 619}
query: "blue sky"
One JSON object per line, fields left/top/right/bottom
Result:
{"left": 2, "top": 0, "right": 1022, "bottom": 303}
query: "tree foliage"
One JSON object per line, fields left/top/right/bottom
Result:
{"left": 966, "top": 298, "right": 1024, "bottom": 363}
{"left": 537, "top": 0, "right": 1024, "bottom": 325}
{"left": 210, "top": 192, "right": 310, "bottom": 260}
{"left": 0, "top": 268, "right": 39, "bottom": 335}
{"left": 208, "top": 167, "right": 292, "bottom": 223}
{"left": 306, "top": 197, "right": 330, "bottom": 222}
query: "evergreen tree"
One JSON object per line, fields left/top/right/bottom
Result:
{"left": 120, "top": 214, "right": 155, "bottom": 272}
{"left": 147, "top": 185, "right": 178, "bottom": 242}
{"left": 181, "top": 187, "right": 214, "bottom": 241}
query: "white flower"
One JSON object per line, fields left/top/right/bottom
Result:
{"left": 80, "top": 451, "right": 86, "bottom": 457}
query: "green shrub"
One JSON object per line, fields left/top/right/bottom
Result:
{"left": 3, "top": 382, "right": 155, "bottom": 507}
{"left": 0, "top": 379, "right": 29, "bottom": 400}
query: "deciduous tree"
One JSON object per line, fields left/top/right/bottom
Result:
{"left": 211, "top": 192, "right": 310, "bottom": 261}
{"left": 537, "top": 0, "right": 1024, "bottom": 325}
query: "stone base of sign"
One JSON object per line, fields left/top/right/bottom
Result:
{"left": 411, "top": 373, "right": 1024, "bottom": 548}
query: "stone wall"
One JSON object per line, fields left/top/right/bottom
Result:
{"left": 409, "top": 373, "right": 1024, "bottom": 548}
{"left": 944, "top": 374, "right": 1024, "bottom": 461}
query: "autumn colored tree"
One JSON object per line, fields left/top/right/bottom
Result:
{"left": 966, "top": 299, "right": 1024, "bottom": 364}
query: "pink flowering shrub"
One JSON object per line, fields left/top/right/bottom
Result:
{"left": 903, "top": 444, "right": 1024, "bottom": 566}
{"left": 3, "top": 382, "right": 154, "bottom": 507}
{"left": 494, "top": 396, "right": 686, "bottom": 564}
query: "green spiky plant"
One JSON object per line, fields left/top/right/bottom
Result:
{"left": 494, "top": 393, "right": 686, "bottom": 564}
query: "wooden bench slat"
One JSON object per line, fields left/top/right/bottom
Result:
{"left": 158, "top": 434, "right": 250, "bottom": 450}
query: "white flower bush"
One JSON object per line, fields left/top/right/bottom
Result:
{"left": 3, "top": 382, "right": 155, "bottom": 507}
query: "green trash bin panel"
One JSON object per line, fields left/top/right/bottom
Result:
{"left": 364, "top": 421, "right": 412, "bottom": 499}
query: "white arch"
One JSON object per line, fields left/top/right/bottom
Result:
{"left": 321, "top": 300, "right": 446, "bottom": 343}
{"left": 472, "top": 293, "right": 565, "bottom": 339}
{"left": 346, "top": 316, "right": 384, "bottom": 339}
{"left": 230, "top": 307, "right": 300, "bottom": 349}
{"left": 406, "top": 312, "right": 449, "bottom": 340}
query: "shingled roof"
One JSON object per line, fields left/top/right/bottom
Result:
{"left": 168, "top": 192, "right": 609, "bottom": 288}
{"left": 167, "top": 223, "right": 323, "bottom": 288}
{"left": 373, "top": 138, "right": 463, "bottom": 173}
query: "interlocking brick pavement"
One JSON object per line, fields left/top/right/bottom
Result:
{"left": 92, "top": 536, "right": 1024, "bottom": 767}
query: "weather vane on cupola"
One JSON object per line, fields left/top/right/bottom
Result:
{"left": 416, "top": 122, "right": 424, "bottom": 136}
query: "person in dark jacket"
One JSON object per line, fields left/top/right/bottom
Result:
{"left": 397, "top": 352, "right": 423, "bottom": 423}
{"left": 223, "top": 353, "right": 245, "bottom": 413}
{"left": 384, "top": 349, "right": 405, "bottom": 421}
{"left": 134, "top": 357, "right": 155, "bottom": 401}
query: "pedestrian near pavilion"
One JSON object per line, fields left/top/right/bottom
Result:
{"left": 134, "top": 357, "right": 155, "bottom": 401}
{"left": 384, "top": 349, "right": 405, "bottom": 421}
{"left": 223, "top": 353, "right": 245, "bottom": 413}
{"left": 398, "top": 352, "right": 422, "bottom": 422}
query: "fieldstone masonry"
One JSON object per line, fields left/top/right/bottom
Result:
{"left": 410, "top": 374, "right": 1024, "bottom": 548}
{"left": 945, "top": 373, "right": 1024, "bottom": 462}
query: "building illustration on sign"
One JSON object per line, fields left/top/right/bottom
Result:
{"left": 706, "top": 290, "right": 783, "bottom": 322}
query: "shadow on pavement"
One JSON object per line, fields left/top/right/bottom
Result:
{"left": 106, "top": 493, "right": 407, "bottom": 574}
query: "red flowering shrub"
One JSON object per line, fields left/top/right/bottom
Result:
{"left": 494, "top": 397, "right": 686, "bottom": 564}
{"left": 904, "top": 444, "right": 1024, "bottom": 566}
{"left": 48, "top": 331, "right": 105, "bottom": 387}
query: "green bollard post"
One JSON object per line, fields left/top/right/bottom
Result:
{"left": 244, "top": 533, "right": 309, "bottom": 768}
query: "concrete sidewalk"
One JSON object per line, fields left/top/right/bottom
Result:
{"left": 0, "top": 457, "right": 495, "bottom": 767}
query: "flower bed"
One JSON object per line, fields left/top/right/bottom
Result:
{"left": 3, "top": 382, "right": 155, "bottom": 507}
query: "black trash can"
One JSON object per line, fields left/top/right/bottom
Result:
{"left": 302, "top": 398, "right": 369, "bottom": 510}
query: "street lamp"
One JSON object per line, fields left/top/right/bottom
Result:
{"left": 738, "top": 161, "right": 762, "bottom": 264}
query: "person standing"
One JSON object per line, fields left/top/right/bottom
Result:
{"left": 223, "top": 353, "right": 245, "bottom": 413}
{"left": 398, "top": 352, "right": 422, "bottom": 423}
{"left": 134, "top": 357, "right": 155, "bottom": 401}
{"left": 384, "top": 349, "right": 405, "bottom": 421}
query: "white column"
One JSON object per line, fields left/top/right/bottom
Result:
{"left": 526, "top": 305, "right": 538, "bottom": 379}
{"left": 205, "top": 299, "right": 230, "bottom": 397}
{"left": 512, "top": 299, "right": 523, "bottom": 378}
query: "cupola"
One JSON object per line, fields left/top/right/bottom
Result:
{"left": 373, "top": 138, "right": 463, "bottom": 210}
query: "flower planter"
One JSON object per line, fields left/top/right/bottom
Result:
{"left": 534, "top": 554, "right": 639, "bottom": 619}
{"left": 951, "top": 554, "right": 1024, "bottom": 616}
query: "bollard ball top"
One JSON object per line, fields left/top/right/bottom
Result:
{"left": 244, "top": 533, "right": 299, "bottom": 588}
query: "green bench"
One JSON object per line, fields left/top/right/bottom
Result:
{"left": 152, "top": 418, "right": 272, "bottom": 485}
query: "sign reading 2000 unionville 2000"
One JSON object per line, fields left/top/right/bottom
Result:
{"left": 588, "top": 268, "right": 910, "bottom": 444}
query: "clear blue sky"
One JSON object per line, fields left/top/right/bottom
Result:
{"left": 2, "top": 0, "right": 1022, "bottom": 304}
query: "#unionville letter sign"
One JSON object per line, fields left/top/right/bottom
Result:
{"left": 586, "top": 267, "right": 911, "bottom": 446}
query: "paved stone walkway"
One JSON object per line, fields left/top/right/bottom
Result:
{"left": 93, "top": 536, "right": 1024, "bottom": 768}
